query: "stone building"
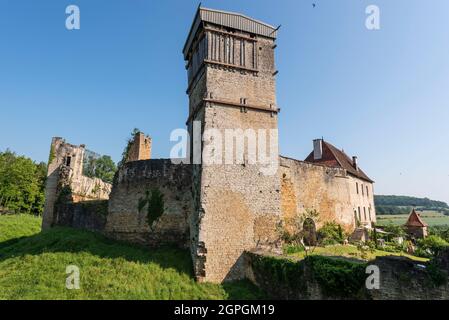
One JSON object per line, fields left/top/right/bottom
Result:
{"left": 42, "top": 7, "right": 377, "bottom": 284}
{"left": 280, "top": 139, "right": 376, "bottom": 231}
{"left": 404, "top": 208, "right": 428, "bottom": 239}
{"left": 42, "top": 137, "right": 112, "bottom": 230}
{"left": 184, "top": 7, "right": 281, "bottom": 283}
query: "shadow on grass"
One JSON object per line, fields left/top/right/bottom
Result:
{"left": 222, "top": 279, "right": 268, "bottom": 300}
{"left": 0, "top": 227, "right": 193, "bottom": 275}
{"left": 0, "top": 226, "right": 268, "bottom": 299}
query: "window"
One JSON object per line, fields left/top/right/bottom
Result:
{"left": 240, "top": 40, "right": 246, "bottom": 66}
{"left": 65, "top": 156, "right": 72, "bottom": 167}
{"left": 356, "top": 183, "right": 359, "bottom": 194}
{"left": 364, "top": 207, "right": 367, "bottom": 221}
{"left": 358, "top": 207, "right": 361, "bottom": 221}
{"left": 366, "top": 185, "right": 369, "bottom": 197}
{"left": 362, "top": 184, "right": 364, "bottom": 196}
{"left": 369, "top": 207, "right": 372, "bottom": 221}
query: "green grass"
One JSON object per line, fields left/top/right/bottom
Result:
{"left": 285, "top": 244, "right": 428, "bottom": 262}
{"left": 0, "top": 215, "right": 265, "bottom": 300}
{"left": 377, "top": 211, "right": 449, "bottom": 227}
{"left": 0, "top": 214, "right": 42, "bottom": 242}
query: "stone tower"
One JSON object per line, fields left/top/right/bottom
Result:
{"left": 183, "top": 7, "right": 281, "bottom": 283}
{"left": 126, "top": 132, "right": 152, "bottom": 162}
{"left": 42, "top": 137, "right": 85, "bottom": 230}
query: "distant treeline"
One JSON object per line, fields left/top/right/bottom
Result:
{"left": 375, "top": 195, "right": 449, "bottom": 215}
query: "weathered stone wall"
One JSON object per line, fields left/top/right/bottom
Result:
{"left": 279, "top": 157, "right": 376, "bottom": 232}
{"left": 369, "top": 255, "right": 449, "bottom": 300}
{"left": 195, "top": 105, "right": 281, "bottom": 283}
{"left": 246, "top": 250, "right": 449, "bottom": 300}
{"left": 42, "top": 137, "right": 112, "bottom": 230}
{"left": 105, "top": 159, "right": 193, "bottom": 248}
{"left": 53, "top": 200, "right": 108, "bottom": 232}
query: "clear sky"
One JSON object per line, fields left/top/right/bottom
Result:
{"left": 1, "top": 0, "right": 448, "bottom": 203}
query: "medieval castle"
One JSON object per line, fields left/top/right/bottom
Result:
{"left": 42, "top": 7, "right": 376, "bottom": 283}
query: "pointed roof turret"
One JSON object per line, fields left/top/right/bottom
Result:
{"left": 405, "top": 208, "right": 428, "bottom": 228}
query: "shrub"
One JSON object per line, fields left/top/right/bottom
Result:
{"left": 376, "top": 225, "right": 406, "bottom": 241}
{"left": 415, "top": 235, "right": 449, "bottom": 258}
{"left": 429, "top": 226, "right": 449, "bottom": 243}
{"left": 306, "top": 256, "right": 367, "bottom": 298}
{"left": 317, "top": 222, "right": 345, "bottom": 245}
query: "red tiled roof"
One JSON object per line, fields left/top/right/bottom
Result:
{"left": 305, "top": 140, "right": 374, "bottom": 183}
{"left": 405, "top": 209, "right": 428, "bottom": 227}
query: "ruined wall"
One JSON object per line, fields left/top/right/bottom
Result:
{"left": 279, "top": 157, "right": 375, "bottom": 232}
{"left": 246, "top": 251, "right": 449, "bottom": 300}
{"left": 369, "top": 255, "right": 449, "bottom": 300}
{"left": 105, "top": 159, "right": 193, "bottom": 248}
{"left": 42, "top": 137, "right": 112, "bottom": 230}
{"left": 127, "top": 132, "right": 152, "bottom": 162}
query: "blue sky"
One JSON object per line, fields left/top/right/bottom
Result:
{"left": 1, "top": 0, "right": 448, "bottom": 203}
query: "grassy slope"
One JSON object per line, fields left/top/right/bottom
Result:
{"left": 0, "top": 215, "right": 265, "bottom": 300}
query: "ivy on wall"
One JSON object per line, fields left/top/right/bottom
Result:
{"left": 138, "top": 188, "right": 165, "bottom": 227}
{"left": 48, "top": 145, "right": 56, "bottom": 165}
{"left": 249, "top": 253, "right": 368, "bottom": 299}
{"left": 118, "top": 128, "right": 141, "bottom": 168}
{"left": 305, "top": 255, "right": 367, "bottom": 298}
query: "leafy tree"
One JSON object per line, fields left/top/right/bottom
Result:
{"left": 429, "top": 226, "right": 449, "bottom": 243}
{"left": 415, "top": 235, "right": 449, "bottom": 258}
{"left": 0, "top": 150, "right": 47, "bottom": 215}
{"left": 84, "top": 155, "right": 117, "bottom": 184}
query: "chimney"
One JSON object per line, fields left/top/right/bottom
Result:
{"left": 352, "top": 156, "right": 358, "bottom": 170}
{"left": 313, "top": 139, "right": 323, "bottom": 160}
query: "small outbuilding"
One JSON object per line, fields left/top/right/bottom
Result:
{"left": 404, "top": 209, "right": 428, "bottom": 239}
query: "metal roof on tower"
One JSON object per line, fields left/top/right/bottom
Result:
{"left": 183, "top": 7, "right": 278, "bottom": 59}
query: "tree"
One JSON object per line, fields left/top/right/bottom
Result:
{"left": 84, "top": 155, "right": 117, "bottom": 184}
{"left": 0, "top": 150, "right": 47, "bottom": 215}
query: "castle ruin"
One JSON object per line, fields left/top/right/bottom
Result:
{"left": 42, "top": 7, "right": 376, "bottom": 284}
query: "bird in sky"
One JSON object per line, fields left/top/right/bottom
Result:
{"left": 312, "top": 3, "right": 316, "bottom": 8}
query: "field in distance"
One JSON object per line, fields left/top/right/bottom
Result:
{"left": 377, "top": 210, "right": 449, "bottom": 227}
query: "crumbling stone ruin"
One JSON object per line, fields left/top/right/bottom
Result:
{"left": 42, "top": 7, "right": 377, "bottom": 284}
{"left": 42, "top": 137, "right": 112, "bottom": 230}
{"left": 126, "top": 132, "right": 152, "bottom": 162}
